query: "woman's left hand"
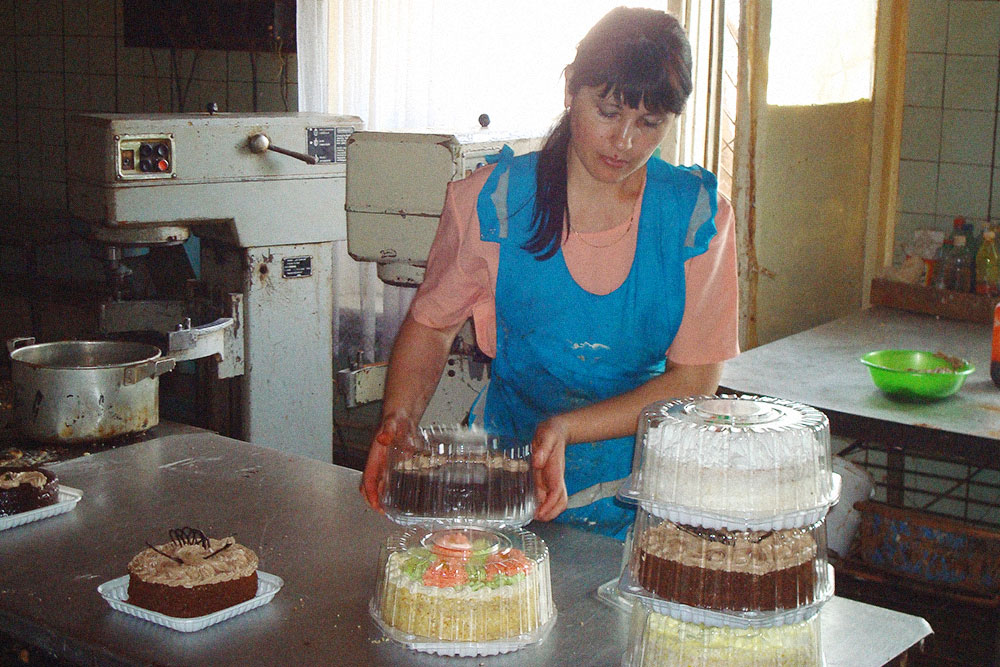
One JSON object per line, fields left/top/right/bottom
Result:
{"left": 532, "top": 417, "right": 570, "bottom": 521}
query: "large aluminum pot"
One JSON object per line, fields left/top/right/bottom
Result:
{"left": 7, "top": 337, "right": 176, "bottom": 444}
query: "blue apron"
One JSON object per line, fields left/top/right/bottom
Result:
{"left": 473, "top": 147, "right": 718, "bottom": 540}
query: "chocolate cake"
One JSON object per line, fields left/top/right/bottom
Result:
{"left": 127, "top": 527, "right": 259, "bottom": 618}
{"left": 384, "top": 451, "right": 531, "bottom": 518}
{"left": 0, "top": 466, "right": 59, "bottom": 516}
{"left": 636, "top": 521, "right": 818, "bottom": 612}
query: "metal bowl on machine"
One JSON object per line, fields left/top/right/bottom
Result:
{"left": 7, "top": 338, "right": 175, "bottom": 443}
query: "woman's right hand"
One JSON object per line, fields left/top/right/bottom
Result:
{"left": 360, "top": 413, "right": 417, "bottom": 511}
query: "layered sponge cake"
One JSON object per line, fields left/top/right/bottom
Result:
{"left": 635, "top": 517, "right": 824, "bottom": 612}
{"left": 625, "top": 605, "right": 822, "bottom": 666}
{"left": 374, "top": 526, "right": 554, "bottom": 648}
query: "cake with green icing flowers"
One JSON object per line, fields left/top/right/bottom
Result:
{"left": 626, "top": 605, "right": 822, "bottom": 666}
{"left": 375, "top": 526, "right": 554, "bottom": 644}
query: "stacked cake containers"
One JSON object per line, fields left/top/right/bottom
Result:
{"left": 369, "top": 425, "right": 556, "bottom": 656}
{"left": 616, "top": 395, "right": 842, "bottom": 666}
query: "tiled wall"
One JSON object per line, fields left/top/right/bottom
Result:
{"left": 0, "top": 0, "right": 297, "bottom": 221}
{"left": 895, "top": 0, "right": 1000, "bottom": 263}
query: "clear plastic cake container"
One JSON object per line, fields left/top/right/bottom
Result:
{"left": 622, "top": 602, "right": 825, "bottom": 666}
{"left": 380, "top": 424, "right": 535, "bottom": 529}
{"left": 619, "top": 510, "right": 833, "bottom": 628}
{"left": 370, "top": 525, "right": 555, "bottom": 656}
{"left": 618, "top": 395, "right": 837, "bottom": 531}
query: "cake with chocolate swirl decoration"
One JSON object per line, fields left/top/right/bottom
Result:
{"left": 0, "top": 466, "right": 59, "bottom": 516}
{"left": 636, "top": 520, "right": 818, "bottom": 612}
{"left": 127, "top": 527, "right": 258, "bottom": 617}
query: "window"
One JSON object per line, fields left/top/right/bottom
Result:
{"left": 767, "top": 0, "right": 877, "bottom": 105}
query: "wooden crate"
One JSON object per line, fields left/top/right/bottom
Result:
{"left": 870, "top": 278, "right": 995, "bottom": 324}
{"left": 849, "top": 500, "right": 1000, "bottom": 600}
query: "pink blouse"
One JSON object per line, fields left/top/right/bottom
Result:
{"left": 410, "top": 164, "right": 740, "bottom": 365}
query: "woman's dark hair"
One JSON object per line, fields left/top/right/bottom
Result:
{"left": 524, "top": 7, "right": 693, "bottom": 259}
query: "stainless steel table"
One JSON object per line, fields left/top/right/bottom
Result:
{"left": 1, "top": 430, "right": 931, "bottom": 666}
{"left": 719, "top": 306, "right": 1000, "bottom": 505}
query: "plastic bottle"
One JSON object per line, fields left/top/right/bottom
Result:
{"left": 935, "top": 237, "right": 956, "bottom": 289}
{"left": 952, "top": 234, "right": 973, "bottom": 292}
{"left": 993, "top": 301, "right": 1000, "bottom": 388}
{"left": 975, "top": 229, "right": 1000, "bottom": 297}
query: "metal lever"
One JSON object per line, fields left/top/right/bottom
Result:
{"left": 247, "top": 133, "right": 318, "bottom": 165}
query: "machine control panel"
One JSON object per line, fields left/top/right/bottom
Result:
{"left": 115, "top": 134, "right": 175, "bottom": 179}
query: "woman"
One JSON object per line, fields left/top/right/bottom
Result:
{"left": 360, "top": 7, "right": 739, "bottom": 539}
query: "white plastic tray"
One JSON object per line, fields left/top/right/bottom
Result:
{"left": 0, "top": 486, "right": 82, "bottom": 531}
{"left": 369, "top": 598, "right": 556, "bottom": 657}
{"left": 628, "top": 473, "right": 842, "bottom": 532}
{"left": 98, "top": 571, "right": 283, "bottom": 632}
{"left": 617, "top": 564, "right": 834, "bottom": 629}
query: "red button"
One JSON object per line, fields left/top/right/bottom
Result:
{"left": 157, "top": 159, "right": 170, "bottom": 172}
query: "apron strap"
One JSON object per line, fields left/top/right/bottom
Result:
{"left": 565, "top": 476, "right": 629, "bottom": 510}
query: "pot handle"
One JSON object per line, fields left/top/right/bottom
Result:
{"left": 123, "top": 358, "right": 177, "bottom": 385}
{"left": 6, "top": 337, "right": 36, "bottom": 355}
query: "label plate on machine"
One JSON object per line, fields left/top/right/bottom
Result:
{"left": 307, "top": 127, "right": 354, "bottom": 163}
{"left": 282, "top": 256, "right": 312, "bottom": 278}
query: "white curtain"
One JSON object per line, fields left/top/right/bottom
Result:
{"left": 300, "top": 0, "right": 651, "bottom": 363}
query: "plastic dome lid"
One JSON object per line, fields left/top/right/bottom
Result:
{"left": 371, "top": 525, "right": 555, "bottom": 656}
{"left": 618, "top": 395, "right": 837, "bottom": 531}
{"left": 622, "top": 601, "right": 824, "bottom": 666}
{"left": 618, "top": 508, "right": 833, "bottom": 628}
{"left": 380, "top": 424, "right": 535, "bottom": 529}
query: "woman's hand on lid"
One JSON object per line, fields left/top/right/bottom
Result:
{"left": 532, "top": 417, "right": 570, "bottom": 521}
{"left": 360, "top": 413, "right": 416, "bottom": 512}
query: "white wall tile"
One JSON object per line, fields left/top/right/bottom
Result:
{"left": 901, "top": 106, "right": 942, "bottom": 161}
{"left": 904, "top": 53, "right": 945, "bottom": 106}
{"left": 908, "top": 0, "right": 950, "bottom": 52}
{"left": 87, "top": 75, "right": 116, "bottom": 113}
{"left": 63, "top": 73, "right": 89, "bottom": 111}
{"left": 14, "top": 1, "right": 38, "bottom": 36}
{"left": 36, "top": 0, "right": 62, "bottom": 36}
{"left": 943, "top": 55, "right": 999, "bottom": 110}
{"left": 35, "top": 72, "right": 64, "bottom": 110}
{"left": 940, "top": 109, "right": 994, "bottom": 165}
{"left": 937, "top": 162, "right": 992, "bottom": 218}
{"left": 0, "top": 40, "right": 14, "bottom": 73}
{"left": 90, "top": 37, "right": 117, "bottom": 76}
{"left": 190, "top": 51, "right": 228, "bottom": 82}
{"left": 0, "top": 3, "right": 15, "bottom": 36}
{"left": 63, "top": 1, "right": 89, "bottom": 38}
{"left": 118, "top": 47, "right": 150, "bottom": 79}
{"left": 36, "top": 43, "right": 64, "bottom": 74}
{"left": 64, "top": 37, "right": 89, "bottom": 75}
{"left": 228, "top": 52, "right": 255, "bottom": 83}
{"left": 0, "top": 141, "right": 17, "bottom": 177}
{"left": 227, "top": 80, "right": 254, "bottom": 112}
{"left": 15, "top": 35, "right": 38, "bottom": 73}
{"left": 182, "top": 79, "right": 228, "bottom": 114}
{"left": 899, "top": 159, "right": 940, "bottom": 214}
{"left": 948, "top": 1, "right": 1000, "bottom": 56}
{"left": 88, "top": 0, "right": 116, "bottom": 38}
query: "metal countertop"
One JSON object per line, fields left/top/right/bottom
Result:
{"left": 719, "top": 306, "right": 1000, "bottom": 450}
{"left": 1, "top": 430, "right": 931, "bottom": 666}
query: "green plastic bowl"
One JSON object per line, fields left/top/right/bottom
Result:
{"left": 860, "top": 350, "right": 975, "bottom": 401}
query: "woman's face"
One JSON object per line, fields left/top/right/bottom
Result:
{"left": 566, "top": 84, "right": 673, "bottom": 184}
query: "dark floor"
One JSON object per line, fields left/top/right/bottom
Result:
{"left": 835, "top": 565, "right": 1000, "bottom": 667}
